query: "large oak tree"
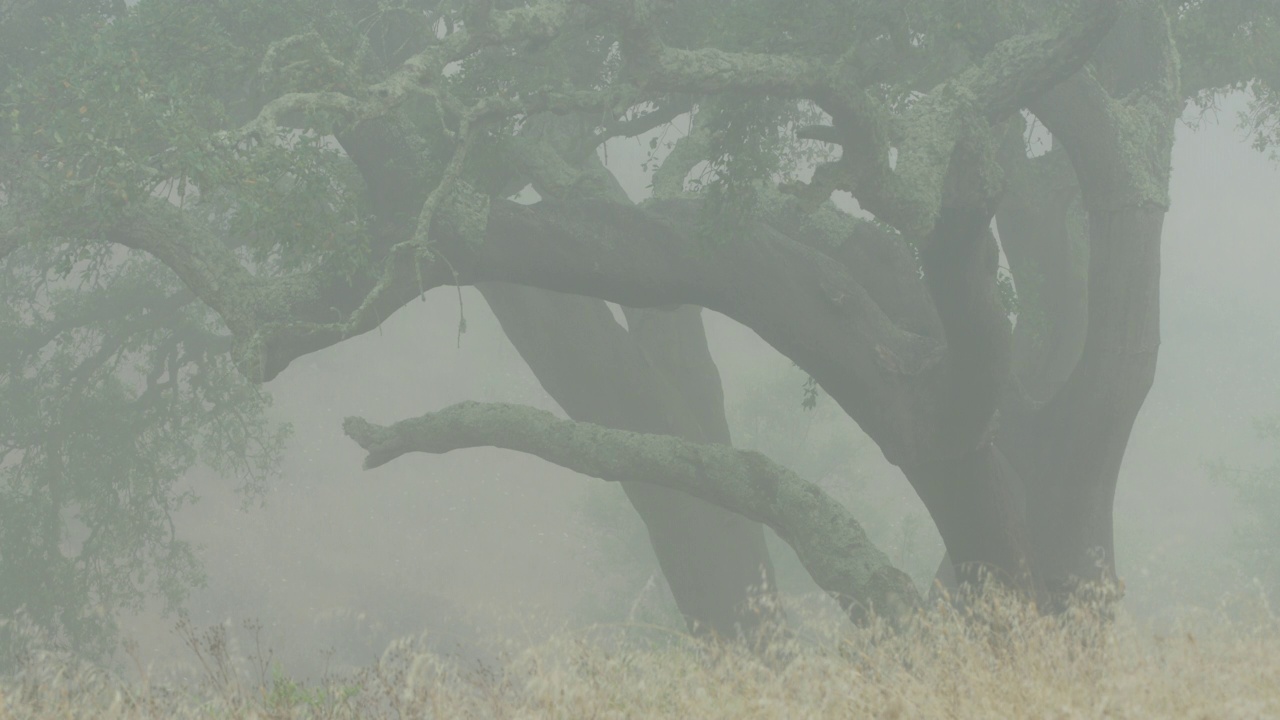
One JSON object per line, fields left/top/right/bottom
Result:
{"left": 3, "top": 0, "right": 1278, "bottom": 653}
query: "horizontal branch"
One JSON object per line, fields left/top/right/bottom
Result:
{"left": 334, "top": 197, "right": 945, "bottom": 466}
{"left": 636, "top": 45, "right": 827, "bottom": 96}
{"left": 104, "top": 206, "right": 268, "bottom": 339}
{"left": 343, "top": 401, "right": 921, "bottom": 623}
{"left": 106, "top": 176, "right": 944, "bottom": 468}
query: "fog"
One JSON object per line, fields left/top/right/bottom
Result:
{"left": 93, "top": 96, "right": 1280, "bottom": 680}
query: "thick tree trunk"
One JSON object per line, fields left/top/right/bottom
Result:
{"left": 906, "top": 198, "right": 1043, "bottom": 600}
{"left": 996, "top": 141, "right": 1090, "bottom": 402}
{"left": 929, "top": 206, "right": 1163, "bottom": 608}
{"left": 909, "top": 444, "right": 1041, "bottom": 598}
{"left": 331, "top": 116, "right": 780, "bottom": 637}
{"left": 1004, "top": 207, "right": 1162, "bottom": 601}
{"left": 478, "top": 283, "right": 778, "bottom": 637}
{"left": 1009, "top": 0, "right": 1176, "bottom": 603}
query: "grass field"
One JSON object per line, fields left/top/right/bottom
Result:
{"left": 2, "top": 590, "right": 1277, "bottom": 719}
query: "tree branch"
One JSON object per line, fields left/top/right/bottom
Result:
{"left": 783, "top": 0, "right": 1120, "bottom": 237}
{"left": 479, "top": 284, "right": 782, "bottom": 634}
{"left": 102, "top": 190, "right": 950, "bottom": 466}
{"left": 367, "top": 198, "right": 945, "bottom": 466}
{"left": 101, "top": 202, "right": 337, "bottom": 380}
{"left": 995, "top": 130, "right": 1089, "bottom": 405}
{"left": 343, "top": 402, "right": 921, "bottom": 623}
{"left": 1028, "top": 2, "right": 1181, "bottom": 212}
{"left": 967, "top": 0, "right": 1122, "bottom": 121}
{"left": 221, "top": 0, "right": 582, "bottom": 142}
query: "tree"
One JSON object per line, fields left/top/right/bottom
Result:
{"left": 2, "top": 0, "right": 1278, "bottom": 655}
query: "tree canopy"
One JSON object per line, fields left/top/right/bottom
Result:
{"left": 3, "top": 0, "right": 1279, "bottom": 657}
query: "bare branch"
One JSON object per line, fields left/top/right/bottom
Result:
{"left": 343, "top": 401, "right": 921, "bottom": 623}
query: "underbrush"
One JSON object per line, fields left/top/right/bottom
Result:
{"left": 1, "top": 589, "right": 1277, "bottom": 719}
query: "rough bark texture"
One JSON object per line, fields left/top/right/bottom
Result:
{"left": 992, "top": 0, "right": 1178, "bottom": 603}
{"left": 343, "top": 403, "right": 921, "bottom": 623}
{"left": 1003, "top": 208, "right": 1163, "bottom": 600}
{"left": 480, "top": 284, "right": 778, "bottom": 637}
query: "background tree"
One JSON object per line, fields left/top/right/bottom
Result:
{"left": 0, "top": 0, "right": 292, "bottom": 662}
{"left": 1212, "top": 414, "right": 1280, "bottom": 600}
{"left": 3, "top": 0, "right": 1279, "bottom": 658}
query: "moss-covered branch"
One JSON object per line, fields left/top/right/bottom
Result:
{"left": 223, "top": 0, "right": 582, "bottom": 142}
{"left": 343, "top": 402, "right": 921, "bottom": 623}
{"left": 772, "top": 0, "right": 1119, "bottom": 237}
{"left": 1029, "top": 3, "right": 1180, "bottom": 211}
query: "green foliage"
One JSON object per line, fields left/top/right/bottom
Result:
{"left": 0, "top": 4, "right": 305, "bottom": 656}
{"left": 1173, "top": 1, "right": 1280, "bottom": 155}
{"left": 3, "top": 1, "right": 376, "bottom": 275}
{"left": 0, "top": 0, "right": 1277, "bottom": 669}
{"left": 0, "top": 251, "right": 289, "bottom": 665}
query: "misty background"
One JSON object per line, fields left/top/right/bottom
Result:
{"left": 103, "top": 94, "right": 1280, "bottom": 679}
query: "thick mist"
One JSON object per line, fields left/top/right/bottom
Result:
{"left": 102, "top": 96, "right": 1280, "bottom": 678}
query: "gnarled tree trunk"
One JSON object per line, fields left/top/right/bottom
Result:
{"left": 479, "top": 284, "right": 778, "bottom": 637}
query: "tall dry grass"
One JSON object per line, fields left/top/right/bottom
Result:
{"left": 2, "top": 588, "right": 1277, "bottom": 719}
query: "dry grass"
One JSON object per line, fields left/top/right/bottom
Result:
{"left": 2, "top": 589, "right": 1278, "bottom": 719}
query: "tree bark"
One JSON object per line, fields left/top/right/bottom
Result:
{"left": 343, "top": 402, "right": 922, "bottom": 624}
{"left": 1004, "top": 207, "right": 1162, "bottom": 601}
{"left": 903, "top": 200, "right": 1043, "bottom": 601}
{"left": 1008, "top": 2, "right": 1177, "bottom": 599}
{"left": 479, "top": 283, "right": 778, "bottom": 637}
{"left": 996, "top": 139, "right": 1090, "bottom": 403}
{"left": 910, "top": 444, "right": 1041, "bottom": 598}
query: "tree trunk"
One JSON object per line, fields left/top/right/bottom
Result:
{"left": 1004, "top": 207, "right": 1162, "bottom": 602}
{"left": 996, "top": 140, "right": 1090, "bottom": 403}
{"left": 909, "top": 444, "right": 1042, "bottom": 598}
{"left": 907, "top": 195, "right": 1042, "bottom": 600}
{"left": 479, "top": 283, "right": 778, "bottom": 637}
{"left": 927, "top": 205, "right": 1163, "bottom": 609}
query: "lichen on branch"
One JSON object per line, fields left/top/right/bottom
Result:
{"left": 343, "top": 401, "right": 922, "bottom": 623}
